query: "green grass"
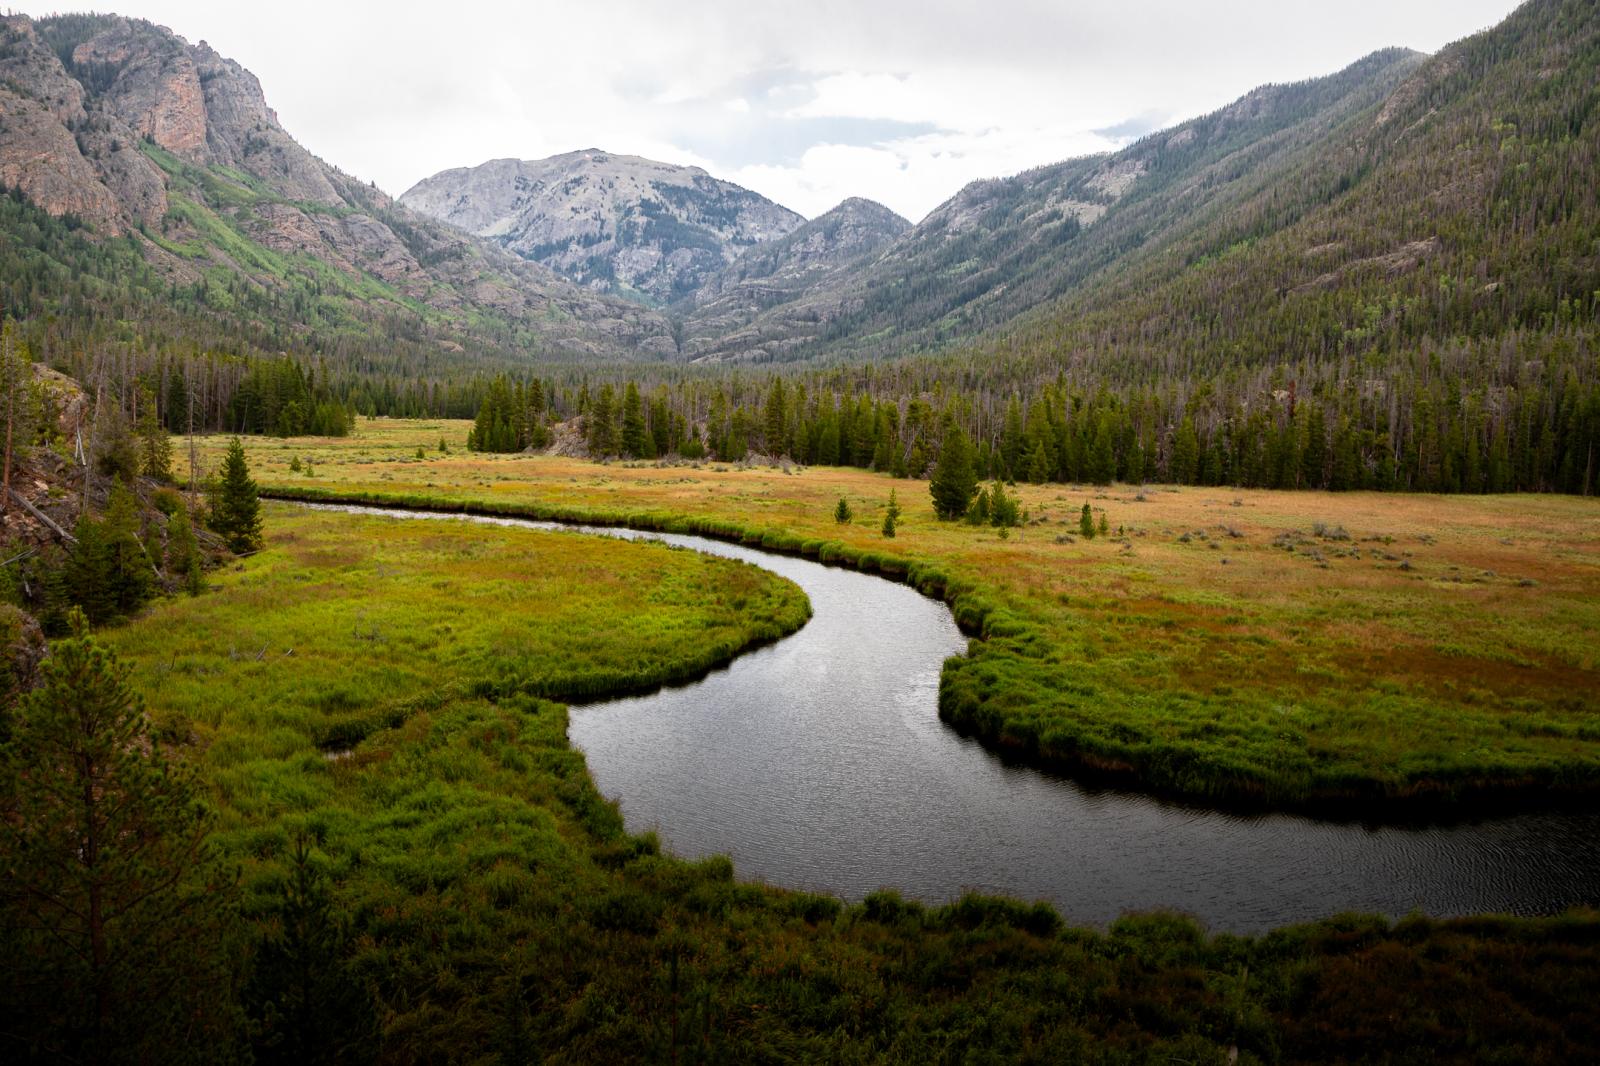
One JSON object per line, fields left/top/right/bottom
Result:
{"left": 109, "top": 506, "right": 809, "bottom": 820}
{"left": 214, "top": 423, "right": 1600, "bottom": 815}
{"left": 90, "top": 499, "right": 1600, "bottom": 1062}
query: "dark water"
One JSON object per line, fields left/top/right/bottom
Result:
{"left": 305, "top": 503, "right": 1600, "bottom": 934}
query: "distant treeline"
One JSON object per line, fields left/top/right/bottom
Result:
{"left": 463, "top": 326, "right": 1598, "bottom": 495}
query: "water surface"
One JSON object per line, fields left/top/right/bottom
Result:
{"left": 305, "top": 502, "right": 1600, "bottom": 934}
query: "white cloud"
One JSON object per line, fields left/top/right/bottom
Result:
{"left": 19, "top": 0, "right": 1524, "bottom": 220}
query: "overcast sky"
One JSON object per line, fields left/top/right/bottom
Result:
{"left": 23, "top": 0, "right": 1521, "bottom": 221}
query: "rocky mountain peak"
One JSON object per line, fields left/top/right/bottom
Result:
{"left": 399, "top": 150, "right": 806, "bottom": 304}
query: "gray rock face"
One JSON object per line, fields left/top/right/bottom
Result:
{"left": 0, "top": 14, "right": 675, "bottom": 361}
{"left": 400, "top": 150, "right": 805, "bottom": 303}
{"left": 0, "top": 16, "right": 163, "bottom": 231}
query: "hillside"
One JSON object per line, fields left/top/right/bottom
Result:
{"left": 683, "top": 197, "right": 910, "bottom": 359}
{"left": 673, "top": 48, "right": 1428, "bottom": 362}
{"left": 0, "top": 14, "right": 676, "bottom": 367}
{"left": 1002, "top": 0, "right": 1599, "bottom": 375}
{"left": 400, "top": 150, "right": 804, "bottom": 305}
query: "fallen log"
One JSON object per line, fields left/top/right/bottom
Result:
{"left": 7, "top": 488, "right": 77, "bottom": 545}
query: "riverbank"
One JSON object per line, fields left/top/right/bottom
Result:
{"left": 96, "top": 500, "right": 1600, "bottom": 1062}
{"left": 208, "top": 419, "right": 1600, "bottom": 816}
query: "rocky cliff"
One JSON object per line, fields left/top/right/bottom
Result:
{"left": 0, "top": 14, "right": 676, "bottom": 361}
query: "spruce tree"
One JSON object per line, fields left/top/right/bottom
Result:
{"left": 1170, "top": 417, "right": 1200, "bottom": 484}
{"left": 989, "top": 481, "right": 1020, "bottom": 528}
{"left": 211, "top": 438, "right": 264, "bottom": 554}
{"left": 762, "top": 378, "right": 788, "bottom": 458}
{"left": 587, "top": 385, "right": 620, "bottom": 458}
{"left": 621, "top": 381, "right": 650, "bottom": 459}
{"left": 67, "top": 512, "right": 116, "bottom": 624}
{"left": 167, "top": 502, "right": 205, "bottom": 596}
{"left": 102, "top": 479, "right": 153, "bottom": 617}
{"left": 137, "top": 388, "right": 173, "bottom": 482}
{"left": 833, "top": 496, "right": 853, "bottom": 524}
{"left": 967, "top": 487, "right": 990, "bottom": 526}
{"left": 0, "top": 611, "right": 242, "bottom": 1060}
{"left": 930, "top": 420, "right": 977, "bottom": 520}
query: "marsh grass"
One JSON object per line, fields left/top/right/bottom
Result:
{"left": 96, "top": 493, "right": 1600, "bottom": 1062}
{"left": 204, "top": 421, "right": 1600, "bottom": 812}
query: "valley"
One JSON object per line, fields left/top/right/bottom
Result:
{"left": 1, "top": 0, "right": 1598, "bottom": 1060}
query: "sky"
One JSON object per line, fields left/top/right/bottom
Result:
{"left": 23, "top": 0, "right": 1522, "bottom": 222}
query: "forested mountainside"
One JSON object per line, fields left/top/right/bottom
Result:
{"left": 673, "top": 47, "right": 1429, "bottom": 362}
{"left": 0, "top": 13, "right": 675, "bottom": 368}
{"left": 400, "top": 151, "right": 805, "bottom": 305}
{"left": 515, "top": 0, "right": 1598, "bottom": 496}
{"left": 1005, "top": 0, "right": 1598, "bottom": 368}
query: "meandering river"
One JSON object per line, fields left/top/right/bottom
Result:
{"left": 305, "top": 502, "right": 1600, "bottom": 934}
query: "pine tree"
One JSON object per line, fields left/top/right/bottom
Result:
{"left": 0, "top": 611, "right": 242, "bottom": 1060}
{"left": 1, "top": 316, "right": 32, "bottom": 507}
{"left": 833, "top": 496, "right": 853, "bottom": 524}
{"left": 244, "top": 835, "right": 376, "bottom": 1063}
{"left": 137, "top": 387, "right": 173, "bottom": 482}
{"left": 167, "top": 502, "right": 205, "bottom": 596}
{"left": 881, "top": 489, "right": 900, "bottom": 538}
{"left": 211, "top": 438, "right": 264, "bottom": 554}
{"left": 1079, "top": 503, "right": 1096, "bottom": 539}
{"left": 930, "top": 420, "right": 977, "bottom": 520}
{"left": 620, "top": 381, "right": 650, "bottom": 459}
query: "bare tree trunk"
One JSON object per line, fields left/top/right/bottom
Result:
{"left": 1, "top": 323, "right": 13, "bottom": 514}
{"left": 82, "top": 375, "right": 103, "bottom": 522}
{"left": 187, "top": 362, "right": 198, "bottom": 500}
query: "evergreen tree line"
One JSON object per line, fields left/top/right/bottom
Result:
{"left": 466, "top": 328, "right": 1599, "bottom": 494}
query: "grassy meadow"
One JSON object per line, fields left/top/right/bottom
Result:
{"left": 91, "top": 489, "right": 1600, "bottom": 1062}
{"left": 106, "top": 505, "right": 810, "bottom": 830}
{"left": 199, "top": 418, "right": 1600, "bottom": 812}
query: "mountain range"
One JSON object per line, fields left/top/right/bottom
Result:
{"left": 0, "top": 0, "right": 1594, "bottom": 377}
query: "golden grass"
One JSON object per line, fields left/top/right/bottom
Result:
{"left": 193, "top": 419, "right": 1600, "bottom": 808}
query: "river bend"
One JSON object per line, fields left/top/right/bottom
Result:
{"left": 302, "top": 502, "right": 1600, "bottom": 934}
